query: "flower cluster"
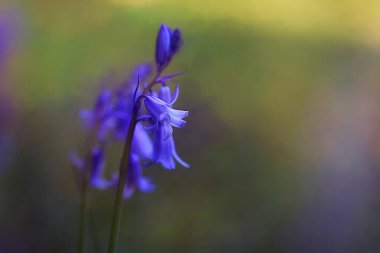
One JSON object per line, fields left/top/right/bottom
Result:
{"left": 71, "top": 24, "right": 189, "bottom": 198}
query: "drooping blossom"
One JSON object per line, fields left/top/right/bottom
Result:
{"left": 79, "top": 89, "right": 114, "bottom": 140}
{"left": 70, "top": 145, "right": 111, "bottom": 189}
{"left": 144, "top": 85, "right": 189, "bottom": 169}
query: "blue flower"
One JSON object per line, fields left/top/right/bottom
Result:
{"left": 114, "top": 153, "right": 155, "bottom": 199}
{"left": 70, "top": 146, "right": 111, "bottom": 190}
{"left": 144, "top": 85, "right": 188, "bottom": 133}
{"left": 155, "top": 24, "right": 183, "bottom": 71}
{"left": 79, "top": 89, "right": 114, "bottom": 140}
{"left": 125, "top": 154, "right": 155, "bottom": 198}
{"left": 88, "top": 146, "right": 112, "bottom": 189}
{"left": 152, "top": 122, "right": 189, "bottom": 169}
{"left": 144, "top": 85, "right": 189, "bottom": 169}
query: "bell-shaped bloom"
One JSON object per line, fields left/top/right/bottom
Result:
{"left": 79, "top": 89, "right": 114, "bottom": 140}
{"left": 70, "top": 146, "right": 112, "bottom": 189}
{"left": 116, "top": 153, "right": 155, "bottom": 199}
{"left": 144, "top": 85, "right": 188, "bottom": 133}
{"left": 152, "top": 121, "right": 189, "bottom": 169}
{"left": 88, "top": 146, "right": 112, "bottom": 189}
{"left": 144, "top": 85, "right": 189, "bottom": 169}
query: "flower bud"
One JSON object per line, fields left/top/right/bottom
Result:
{"left": 170, "top": 28, "right": 183, "bottom": 56}
{"left": 155, "top": 24, "right": 172, "bottom": 68}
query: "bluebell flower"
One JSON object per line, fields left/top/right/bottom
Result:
{"left": 79, "top": 89, "right": 114, "bottom": 140}
{"left": 111, "top": 153, "right": 154, "bottom": 199}
{"left": 152, "top": 121, "right": 189, "bottom": 169}
{"left": 155, "top": 24, "right": 183, "bottom": 71}
{"left": 144, "top": 85, "right": 189, "bottom": 169}
{"left": 125, "top": 154, "right": 155, "bottom": 198}
{"left": 144, "top": 85, "right": 188, "bottom": 132}
{"left": 88, "top": 146, "right": 112, "bottom": 189}
{"left": 70, "top": 146, "right": 111, "bottom": 189}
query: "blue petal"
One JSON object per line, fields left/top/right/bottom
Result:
{"left": 168, "top": 108, "right": 188, "bottom": 128}
{"left": 145, "top": 97, "right": 166, "bottom": 118}
{"left": 162, "top": 120, "right": 173, "bottom": 140}
{"left": 169, "top": 85, "right": 180, "bottom": 105}
{"left": 157, "top": 131, "right": 176, "bottom": 169}
{"left": 158, "top": 86, "right": 172, "bottom": 103}
{"left": 170, "top": 138, "right": 190, "bottom": 168}
{"left": 138, "top": 178, "right": 155, "bottom": 192}
{"left": 89, "top": 146, "right": 111, "bottom": 190}
{"left": 132, "top": 123, "right": 153, "bottom": 160}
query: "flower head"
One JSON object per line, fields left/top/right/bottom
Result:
{"left": 144, "top": 85, "right": 189, "bottom": 169}
{"left": 71, "top": 23, "right": 189, "bottom": 199}
{"left": 152, "top": 122, "right": 189, "bottom": 169}
{"left": 70, "top": 145, "right": 111, "bottom": 190}
{"left": 79, "top": 89, "right": 114, "bottom": 140}
{"left": 144, "top": 85, "right": 188, "bottom": 134}
{"left": 114, "top": 153, "right": 155, "bottom": 199}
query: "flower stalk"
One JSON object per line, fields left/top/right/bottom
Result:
{"left": 78, "top": 168, "right": 89, "bottom": 253}
{"left": 76, "top": 126, "right": 101, "bottom": 253}
{"left": 107, "top": 109, "right": 138, "bottom": 253}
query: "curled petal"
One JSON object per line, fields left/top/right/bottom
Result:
{"left": 162, "top": 120, "right": 173, "bottom": 141}
{"left": 171, "top": 138, "right": 190, "bottom": 168}
{"left": 168, "top": 108, "right": 188, "bottom": 128}
{"left": 169, "top": 85, "right": 180, "bottom": 105}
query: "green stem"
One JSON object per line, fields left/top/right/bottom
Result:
{"left": 108, "top": 111, "right": 138, "bottom": 253}
{"left": 77, "top": 128, "right": 99, "bottom": 253}
{"left": 78, "top": 172, "right": 89, "bottom": 253}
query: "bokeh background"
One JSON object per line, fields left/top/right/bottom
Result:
{"left": 1, "top": 0, "right": 380, "bottom": 252}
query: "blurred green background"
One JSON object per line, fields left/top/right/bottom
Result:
{"left": 1, "top": 0, "right": 380, "bottom": 252}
